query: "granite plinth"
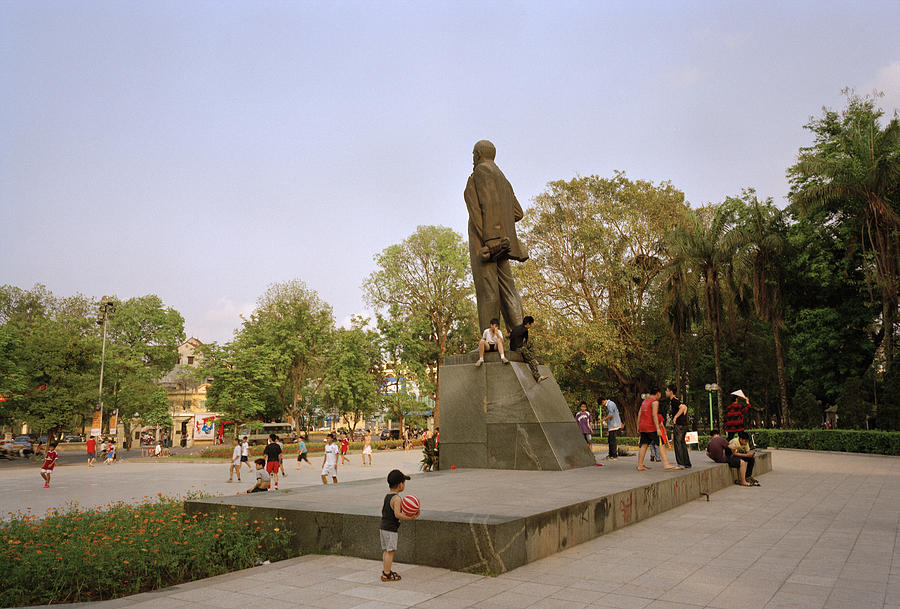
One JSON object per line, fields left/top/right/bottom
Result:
{"left": 439, "top": 352, "right": 596, "bottom": 471}
{"left": 185, "top": 452, "right": 772, "bottom": 574}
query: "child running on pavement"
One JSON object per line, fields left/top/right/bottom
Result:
{"left": 40, "top": 442, "right": 59, "bottom": 488}
{"left": 322, "top": 433, "right": 339, "bottom": 484}
{"left": 362, "top": 430, "right": 373, "bottom": 466}
{"left": 380, "top": 469, "right": 419, "bottom": 582}
{"left": 340, "top": 433, "right": 350, "bottom": 464}
{"left": 296, "top": 435, "right": 310, "bottom": 470}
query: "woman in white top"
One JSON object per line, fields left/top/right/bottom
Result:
{"left": 475, "top": 317, "right": 509, "bottom": 366}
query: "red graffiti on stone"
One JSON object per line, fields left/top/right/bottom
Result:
{"left": 620, "top": 492, "right": 633, "bottom": 524}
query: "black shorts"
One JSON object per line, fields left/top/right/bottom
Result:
{"left": 297, "top": 452, "right": 309, "bottom": 462}
{"left": 249, "top": 486, "right": 268, "bottom": 493}
{"left": 639, "top": 431, "right": 659, "bottom": 446}
{"left": 240, "top": 455, "right": 248, "bottom": 462}
{"left": 486, "top": 343, "right": 497, "bottom": 352}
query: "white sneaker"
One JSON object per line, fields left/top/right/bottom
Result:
{"left": 501, "top": 357, "right": 509, "bottom": 364}
{"left": 474, "top": 359, "right": 484, "bottom": 367}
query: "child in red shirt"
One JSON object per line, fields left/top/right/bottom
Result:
{"left": 340, "top": 434, "right": 350, "bottom": 464}
{"left": 40, "top": 442, "right": 59, "bottom": 488}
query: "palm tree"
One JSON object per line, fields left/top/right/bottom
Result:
{"left": 730, "top": 193, "right": 790, "bottom": 425}
{"left": 789, "top": 92, "right": 900, "bottom": 371}
{"left": 668, "top": 206, "right": 736, "bottom": 428}
{"left": 661, "top": 258, "right": 700, "bottom": 393}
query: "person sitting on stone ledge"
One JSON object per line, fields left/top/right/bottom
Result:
{"left": 475, "top": 318, "right": 509, "bottom": 366}
{"left": 706, "top": 429, "right": 756, "bottom": 487}
{"left": 729, "top": 431, "right": 759, "bottom": 486}
{"left": 508, "top": 315, "right": 548, "bottom": 383}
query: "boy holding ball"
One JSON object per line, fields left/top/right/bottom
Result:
{"left": 380, "top": 469, "right": 418, "bottom": 582}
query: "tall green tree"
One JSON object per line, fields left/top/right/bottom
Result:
{"left": 364, "top": 225, "right": 475, "bottom": 426}
{"left": 788, "top": 91, "right": 900, "bottom": 371}
{"left": 374, "top": 308, "right": 433, "bottom": 429}
{"left": 203, "top": 280, "right": 333, "bottom": 429}
{"left": 730, "top": 192, "right": 791, "bottom": 425}
{"left": 515, "top": 172, "right": 687, "bottom": 428}
{"left": 660, "top": 259, "right": 700, "bottom": 393}
{"left": 322, "top": 321, "right": 381, "bottom": 432}
{"left": 103, "top": 295, "right": 185, "bottom": 443}
{"left": 0, "top": 287, "right": 99, "bottom": 437}
{"left": 783, "top": 212, "right": 877, "bottom": 406}
{"left": 668, "top": 205, "right": 738, "bottom": 427}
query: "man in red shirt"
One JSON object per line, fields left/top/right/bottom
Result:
{"left": 724, "top": 396, "right": 751, "bottom": 440}
{"left": 637, "top": 388, "right": 681, "bottom": 472}
{"left": 40, "top": 442, "right": 59, "bottom": 488}
{"left": 86, "top": 436, "right": 97, "bottom": 467}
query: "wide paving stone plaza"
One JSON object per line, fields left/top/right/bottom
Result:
{"left": 3, "top": 449, "right": 899, "bottom": 609}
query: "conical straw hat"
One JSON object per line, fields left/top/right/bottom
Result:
{"left": 730, "top": 389, "right": 748, "bottom": 400}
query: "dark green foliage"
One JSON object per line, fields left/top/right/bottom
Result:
{"left": 791, "top": 383, "right": 822, "bottom": 429}
{"left": 835, "top": 376, "right": 874, "bottom": 429}
{"left": 876, "top": 368, "right": 900, "bottom": 431}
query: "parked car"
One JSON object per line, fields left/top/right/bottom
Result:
{"left": 2, "top": 437, "right": 33, "bottom": 458}
{"left": 13, "top": 435, "right": 33, "bottom": 450}
{"left": 237, "top": 422, "right": 297, "bottom": 445}
{"left": 63, "top": 435, "right": 82, "bottom": 443}
{"left": 380, "top": 429, "right": 401, "bottom": 441}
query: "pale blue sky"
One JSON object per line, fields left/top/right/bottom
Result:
{"left": 2, "top": 1, "right": 899, "bottom": 343}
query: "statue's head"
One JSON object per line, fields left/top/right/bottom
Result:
{"left": 473, "top": 140, "right": 496, "bottom": 168}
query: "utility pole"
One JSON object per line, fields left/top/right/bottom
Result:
{"left": 97, "top": 296, "right": 115, "bottom": 435}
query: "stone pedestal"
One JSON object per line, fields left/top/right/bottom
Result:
{"left": 439, "top": 351, "right": 596, "bottom": 470}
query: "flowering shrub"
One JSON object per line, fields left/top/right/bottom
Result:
{"left": 0, "top": 494, "right": 295, "bottom": 606}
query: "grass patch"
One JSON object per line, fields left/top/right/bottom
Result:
{"left": 0, "top": 493, "right": 295, "bottom": 606}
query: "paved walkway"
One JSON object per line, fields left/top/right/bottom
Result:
{"left": 27, "top": 449, "right": 900, "bottom": 609}
{"left": 0, "top": 449, "right": 425, "bottom": 519}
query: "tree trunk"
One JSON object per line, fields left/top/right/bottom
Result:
{"left": 433, "top": 361, "right": 441, "bottom": 427}
{"left": 772, "top": 322, "right": 790, "bottom": 427}
{"left": 674, "top": 339, "right": 683, "bottom": 393}
{"left": 883, "top": 296, "right": 895, "bottom": 372}
{"left": 712, "top": 320, "right": 724, "bottom": 429}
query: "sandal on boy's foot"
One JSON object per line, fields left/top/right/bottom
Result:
{"left": 381, "top": 571, "right": 402, "bottom": 582}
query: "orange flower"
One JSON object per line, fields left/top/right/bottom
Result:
{"left": 123, "top": 560, "right": 129, "bottom": 564}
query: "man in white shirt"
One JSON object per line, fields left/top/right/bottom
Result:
{"left": 321, "top": 433, "right": 339, "bottom": 484}
{"left": 475, "top": 318, "right": 509, "bottom": 366}
{"left": 241, "top": 437, "right": 251, "bottom": 471}
{"left": 228, "top": 438, "right": 242, "bottom": 482}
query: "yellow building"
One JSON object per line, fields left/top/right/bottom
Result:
{"left": 158, "top": 338, "right": 220, "bottom": 447}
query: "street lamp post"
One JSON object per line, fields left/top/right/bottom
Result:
{"left": 704, "top": 383, "right": 720, "bottom": 432}
{"left": 96, "top": 297, "right": 115, "bottom": 436}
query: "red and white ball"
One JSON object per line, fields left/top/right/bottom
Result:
{"left": 400, "top": 494, "right": 420, "bottom": 517}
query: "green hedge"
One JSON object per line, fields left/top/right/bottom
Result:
{"left": 599, "top": 430, "right": 900, "bottom": 455}
{"left": 751, "top": 429, "right": 900, "bottom": 456}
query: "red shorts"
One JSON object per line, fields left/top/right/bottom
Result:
{"left": 265, "top": 461, "right": 280, "bottom": 474}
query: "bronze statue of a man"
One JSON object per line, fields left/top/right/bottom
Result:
{"left": 464, "top": 140, "right": 527, "bottom": 331}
